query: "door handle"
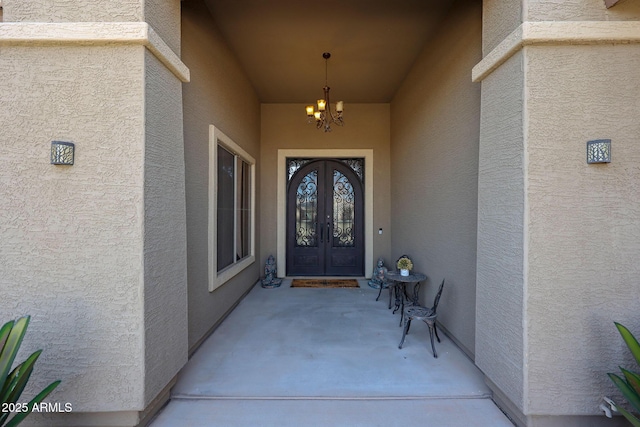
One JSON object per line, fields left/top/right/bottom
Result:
{"left": 327, "top": 222, "right": 331, "bottom": 241}
{"left": 319, "top": 223, "right": 323, "bottom": 243}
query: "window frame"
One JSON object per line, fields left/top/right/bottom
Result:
{"left": 208, "top": 125, "right": 256, "bottom": 291}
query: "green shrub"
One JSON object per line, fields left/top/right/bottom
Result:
{"left": 609, "top": 322, "right": 640, "bottom": 427}
{"left": 0, "top": 316, "right": 60, "bottom": 427}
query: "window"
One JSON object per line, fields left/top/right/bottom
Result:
{"left": 209, "top": 126, "right": 255, "bottom": 291}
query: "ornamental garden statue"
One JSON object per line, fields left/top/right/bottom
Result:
{"left": 261, "top": 255, "right": 282, "bottom": 288}
{"left": 368, "top": 257, "right": 389, "bottom": 289}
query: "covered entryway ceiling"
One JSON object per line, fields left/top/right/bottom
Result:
{"left": 203, "top": 0, "right": 457, "bottom": 103}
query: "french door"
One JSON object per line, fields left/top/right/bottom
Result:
{"left": 286, "top": 159, "right": 364, "bottom": 276}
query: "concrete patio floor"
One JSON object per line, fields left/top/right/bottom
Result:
{"left": 149, "top": 279, "right": 515, "bottom": 426}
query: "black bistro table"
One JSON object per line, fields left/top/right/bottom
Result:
{"left": 384, "top": 270, "right": 427, "bottom": 326}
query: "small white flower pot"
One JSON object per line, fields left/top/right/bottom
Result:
{"left": 400, "top": 269, "right": 409, "bottom": 276}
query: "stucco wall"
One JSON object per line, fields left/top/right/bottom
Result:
{"left": 2, "top": 0, "right": 144, "bottom": 22}
{"left": 482, "top": 0, "right": 640, "bottom": 56}
{"left": 0, "top": 44, "right": 147, "bottom": 415}
{"left": 476, "top": 50, "right": 525, "bottom": 413}
{"left": 0, "top": 0, "right": 188, "bottom": 423}
{"left": 2, "top": 0, "right": 181, "bottom": 55}
{"left": 260, "top": 103, "right": 391, "bottom": 274}
{"left": 181, "top": 0, "right": 261, "bottom": 351}
{"left": 143, "top": 49, "right": 188, "bottom": 407}
{"left": 525, "top": 43, "right": 640, "bottom": 417}
{"left": 144, "top": 0, "right": 181, "bottom": 55}
{"left": 525, "top": 0, "right": 640, "bottom": 21}
{"left": 477, "top": 1, "right": 640, "bottom": 425}
{"left": 390, "top": 0, "right": 481, "bottom": 358}
{"left": 483, "top": 0, "right": 522, "bottom": 54}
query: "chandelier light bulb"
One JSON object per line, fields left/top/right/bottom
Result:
{"left": 306, "top": 105, "right": 315, "bottom": 117}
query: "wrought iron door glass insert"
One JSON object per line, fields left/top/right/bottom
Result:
{"left": 295, "top": 169, "right": 318, "bottom": 247}
{"left": 333, "top": 170, "right": 355, "bottom": 247}
{"left": 287, "top": 158, "right": 364, "bottom": 183}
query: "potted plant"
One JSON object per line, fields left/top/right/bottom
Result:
{"left": 397, "top": 257, "right": 413, "bottom": 276}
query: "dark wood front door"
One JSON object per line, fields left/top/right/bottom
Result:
{"left": 287, "top": 159, "right": 364, "bottom": 276}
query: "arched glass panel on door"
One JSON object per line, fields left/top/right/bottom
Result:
{"left": 295, "top": 169, "right": 318, "bottom": 247}
{"left": 332, "top": 170, "right": 355, "bottom": 247}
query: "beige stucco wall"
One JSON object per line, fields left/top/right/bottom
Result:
{"left": 181, "top": 0, "right": 261, "bottom": 351}
{"left": 525, "top": 0, "right": 640, "bottom": 21}
{"left": 0, "top": 43, "right": 148, "bottom": 420}
{"left": 3, "top": 0, "right": 181, "bottom": 53}
{"left": 144, "top": 0, "right": 181, "bottom": 55}
{"left": 142, "top": 49, "right": 188, "bottom": 408}
{"left": 482, "top": 0, "right": 522, "bottom": 54}
{"left": 260, "top": 103, "right": 391, "bottom": 274}
{"left": 483, "top": 0, "right": 640, "bottom": 56}
{"left": 390, "top": 0, "right": 482, "bottom": 358}
{"left": 476, "top": 50, "right": 526, "bottom": 412}
{"left": 478, "top": 1, "right": 640, "bottom": 425}
{"left": 525, "top": 43, "right": 640, "bottom": 419}
{"left": 0, "top": 1, "right": 188, "bottom": 425}
{"left": 3, "top": 0, "right": 144, "bottom": 22}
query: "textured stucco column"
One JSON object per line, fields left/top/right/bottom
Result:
{"left": 0, "top": 1, "right": 188, "bottom": 426}
{"left": 475, "top": 2, "right": 640, "bottom": 427}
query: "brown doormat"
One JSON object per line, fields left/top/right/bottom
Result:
{"left": 291, "top": 279, "right": 360, "bottom": 288}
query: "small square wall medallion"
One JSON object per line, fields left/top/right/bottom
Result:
{"left": 587, "top": 139, "right": 611, "bottom": 164}
{"left": 51, "top": 141, "right": 75, "bottom": 165}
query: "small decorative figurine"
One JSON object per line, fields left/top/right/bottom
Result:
{"left": 368, "top": 257, "right": 389, "bottom": 289}
{"left": 261, "top": 255, "right": 282, "bottom": 288}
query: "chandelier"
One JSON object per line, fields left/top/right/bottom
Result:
{"left": 305, "top": 52, "right": 344, "bottom": 132}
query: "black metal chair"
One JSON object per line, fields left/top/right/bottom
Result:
{"left": 398, "top": 279, "right": 445, "bottom": 358}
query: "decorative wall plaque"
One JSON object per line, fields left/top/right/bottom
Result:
{"left": 587, "top": 139, "right": 611, "bottom": 164}
{"left": 51, "top": 141, "right": 75, "bottom": 165}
